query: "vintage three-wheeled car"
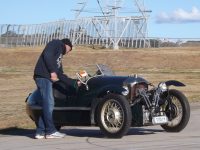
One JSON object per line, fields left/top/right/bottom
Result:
{"left": 26, "top": 64, "right": 190, "bottom": 138}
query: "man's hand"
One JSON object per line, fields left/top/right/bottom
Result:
{"left": 51, "top": 72, "right": 59, "bottom": 82}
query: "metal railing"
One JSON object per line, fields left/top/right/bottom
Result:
{"left": 0, "top": 17, "right": 149, "bottom": 49}
{"left": 0, "top": 21, "right": 200, "bottom": 48}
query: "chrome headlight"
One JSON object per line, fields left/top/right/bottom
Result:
{"left": 158, "top": 82, "right": 167, "bottom": 92}
{"left": 122, "top": 86, "right": 129, "bottom": 96}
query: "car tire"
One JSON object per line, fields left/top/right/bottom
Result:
{"left": 161, "top": 89, "right": 190, "bottom": 132}
{"left": 97, "top": 94, "right": 132, "bottom": 138}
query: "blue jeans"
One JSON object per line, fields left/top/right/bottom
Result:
{"left": 35, "top": 78, "right": 56, "bottom": 135}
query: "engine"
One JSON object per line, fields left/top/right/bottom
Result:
{"left": 131, "top": 82, "right": 169, "bottom": 125}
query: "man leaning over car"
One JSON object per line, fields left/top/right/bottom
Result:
{"left": 33, "top": 38, "right": 81, "bottom": 139}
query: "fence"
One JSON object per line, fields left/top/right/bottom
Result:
{"left": 0, "top": 17, "right": 149, "bottom": 49}
{"left": 0, "top": 20, "right": 200, "bottom": 48}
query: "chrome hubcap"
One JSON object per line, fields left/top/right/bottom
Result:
{"left": 107, "top": 108, "right": 121, "bottom": 124}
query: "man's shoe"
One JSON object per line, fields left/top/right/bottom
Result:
{"left": 45, "top": 131, "right": 65, "bottom": 139}
{"left": 35, "top": 134, "right": 45, "bottom": 139}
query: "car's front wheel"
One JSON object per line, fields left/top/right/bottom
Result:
{"left": 161, "top": 89, "right": 190, "bottom": 132}
{"left": 97, "top": 94, "right": 132, "bottom": 138}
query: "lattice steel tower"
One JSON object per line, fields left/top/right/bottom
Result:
{"left": 72, "top": 0, "right": 151, "bottom": 49}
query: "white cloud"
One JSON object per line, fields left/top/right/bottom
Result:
{"left": 156, "top": 7, "right": 200, "bottom": 23}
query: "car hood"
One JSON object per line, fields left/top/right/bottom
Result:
{"left": 87, "top": 75, "right": 148, "bottom": 89}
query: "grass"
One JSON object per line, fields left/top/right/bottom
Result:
{"left": 0, "top": 46, "right": 199, "bottom": 130}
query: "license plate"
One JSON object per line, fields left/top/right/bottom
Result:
{"left": 152, "top": 116, "right": 168, "bottom": 125}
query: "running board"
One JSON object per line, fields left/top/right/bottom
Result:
{"left": 30, "top": 106, "right": 91, "bottom": 111}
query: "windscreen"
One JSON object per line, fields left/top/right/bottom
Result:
{"left": 96, "top": 64, "right": 115, "bottom": 76}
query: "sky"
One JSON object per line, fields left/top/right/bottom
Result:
{"left": 0, "top": 0, "right": 200, "bottom": 38}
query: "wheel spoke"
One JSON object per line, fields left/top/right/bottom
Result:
{"left": 166, "top": 95, "right": 183, "bottom": 127}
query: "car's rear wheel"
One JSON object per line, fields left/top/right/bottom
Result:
{"left": 97, "top": 94, "right": 132, "bottom": 138}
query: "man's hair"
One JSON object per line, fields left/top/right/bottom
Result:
{"left": 61, "top": 38, "right": 73, "bottom": 50}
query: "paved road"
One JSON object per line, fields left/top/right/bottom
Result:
{"left": 0, "top": 103, "right": 199, "bottom": 150}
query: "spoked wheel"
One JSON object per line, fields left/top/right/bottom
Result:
{"left": 161, "top": 89, "right": 190, "bottom": 132}
{"left": 97, "top": 94, "right": 132, "bottom": 138}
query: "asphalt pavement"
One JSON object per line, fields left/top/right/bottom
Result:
{"left": 0, "top": 102, "right": 199, "bottom": 150}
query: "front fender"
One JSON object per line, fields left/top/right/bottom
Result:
{"left": 165, "top": 80, "right": 185, "bottom": 87}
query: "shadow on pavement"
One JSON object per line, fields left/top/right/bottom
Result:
{"left": 127, "top": 127, "right": 164, "bottom": 136}
{"left": 63, "top": 127, "right": 164, "bottom": 138}
{"left": 0, "top": 127, "right": 164, "bottom": 139}
{"left": 0, "top": 127, "right": 34, "bottom": 138}
{"left": 63, "top": 128, "right": 104, "bottom": 138}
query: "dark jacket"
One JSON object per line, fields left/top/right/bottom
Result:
{"left": 34, "top": 39, "right": 76, "bottom": 87}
